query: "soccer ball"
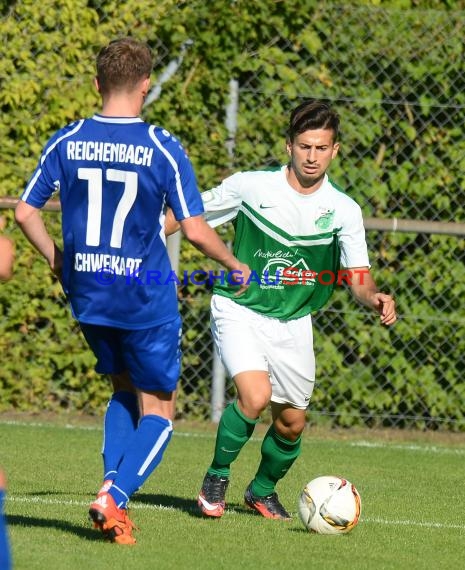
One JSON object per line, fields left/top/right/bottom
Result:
{"left": 298, "top": 475, "right": 361, "bottom": 535}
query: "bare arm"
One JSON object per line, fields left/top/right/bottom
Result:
{"left": 165, "top": 208, "right": 180, "bottom": 236}
{"left": 348, "top": 267, "right": 396, "bottom": 326}
{"left": 179, "top": 215, "right": 250, "bottom": 286}
{"left": 15, "top": 201, "right": 63, "bottom": 278}
{"left": 0, "top": 235, "right": 14, "bottom": 282}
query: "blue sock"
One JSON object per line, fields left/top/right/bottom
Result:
{"left": 109, "top": 414, "right": 173, "bottom": 509}
{"left": 0, "top": 490, "right": 12, "bottom": 570}
{"left": 102, "top": 391, "right": 139, "bottom": 481}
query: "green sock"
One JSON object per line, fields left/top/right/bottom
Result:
{"left": 251, "top": 425, "right": 301, "bottom": 496}
{"left": 208, "top": 401, "right": 258, "bottom": 477}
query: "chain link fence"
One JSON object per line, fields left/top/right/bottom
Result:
{"left": 173, "top": 3, "right": 465, "bottom": 430}
{"left": 1, "top": 1, "right": 464, "bottom": 429}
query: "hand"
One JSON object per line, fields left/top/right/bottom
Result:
{"left": 372, "top": 292, "right": 396, "bottom": 325}
{"left": 231, "top": 262, "right": 251, "bottom": 296}
{"left": 49, "top": 242, "right": 64, "bottom": 284}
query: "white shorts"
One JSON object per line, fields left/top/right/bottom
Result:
{"left": 210, "top": 294, "right": 315, "bottom": 409}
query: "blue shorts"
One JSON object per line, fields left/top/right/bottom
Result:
{"left": 80, "top": 317, "right": 182, "bottom": 392}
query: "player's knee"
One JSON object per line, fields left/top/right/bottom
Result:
{"left": 274, "top": 418, "right": 305, "bottom": 441}
{"left": 279, "top": 427, "right": 303, "bottom": 442}
{"left": 238, "top": 392, "right": 270, "bottom": 417}
{"left": 290, "top": 423, "right": 305, "bottom": 441}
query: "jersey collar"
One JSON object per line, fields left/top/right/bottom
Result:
{"left": 92, "top": 114, "right": 144, "bottom": 124}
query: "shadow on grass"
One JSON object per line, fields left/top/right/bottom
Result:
{"left": 134, "top": 492, "right": 260, "bottom": 519}
{"left": 134, "top": 492, "right": 201, "bottom": 516}
{"left": 21, "top": 490, "right": 87, "bottom": 497}
{"left": 6, "top": 513, "right": 101, "bottom": 541}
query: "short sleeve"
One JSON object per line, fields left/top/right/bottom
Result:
{"left": 338, "top": 202, "right": 370, "bottom": 268}
{"left": 202, "top": 172, "right": 244, "bottom": 227}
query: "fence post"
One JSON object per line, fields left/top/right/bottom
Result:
{"left": 166, "top": 232, "right": 181, "bottom": 275}
{"left": 211, "top": 350, "right": 226, "bottom": 423}
{"left": 210, "top": 78, "right": 239, "bottom": 423}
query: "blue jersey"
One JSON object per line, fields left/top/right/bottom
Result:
{"left": 22, "top": 115, "right": 203, "bottom": 329}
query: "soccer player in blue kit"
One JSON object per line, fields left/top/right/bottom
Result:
{"left": 0, "top": 469, "right": 11, "bottom": 569}
{"left": 15, "top": 37, "right": 249, "bottom": 545}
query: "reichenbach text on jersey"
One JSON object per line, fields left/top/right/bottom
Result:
{"left": 66, "top": 140, "right": 154, "bottom": 166}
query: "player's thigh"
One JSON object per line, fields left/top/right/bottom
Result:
{"left": 79, "top": 323, "right": 126, "bottom": 375}
{"left": 210, "top": 294, "right": 268, "bottom": 377}
{"left": 268, "top": 314, "right": 315, "bottom": 409}
{"left": 122, "top": 316, "right": 182, "bottom": 392}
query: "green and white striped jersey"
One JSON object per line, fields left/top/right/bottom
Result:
{"left": 203, "top": 166, "right": 370, "bottom": 320}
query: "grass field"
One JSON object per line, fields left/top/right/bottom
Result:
{"left": 1, "top": 414, "right": 464, "bottom": 569}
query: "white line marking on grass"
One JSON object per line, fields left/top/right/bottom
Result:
{"left": 350, "top": 441, "right": 465, "bottom": 455}
{"left": 8, "top": 496, "right": 90, "bottom": 507}
{"left": 2, "top": 420, "right": 465, "bottom": 453}
{"left": 7, "top": 496, "right": 465, "bottom": 530}
{"left": 363, "top": 517, "right": 465, "bottom": 530}
{"left": 0, "top": 420, "right": 102, "bottom": 431}
{"left": 7, "top": 495, "right": 186, "bottom": 512}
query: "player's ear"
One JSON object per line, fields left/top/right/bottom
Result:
{"left": 331, "top": 142, "right": 340, "bottom": 159}
{"left": 286, "top": 140, "right": 292, "bottom": 155}
{"left": 94, "top": 77, "right": 101, "bottom": 93}
{"left": 141, "top": 76, "right": 150, "bottom": 97}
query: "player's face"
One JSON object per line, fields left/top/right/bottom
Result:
{"left": 287, "top": 129, "right": 339, "bottom": 191}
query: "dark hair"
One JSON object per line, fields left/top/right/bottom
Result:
{"left": 288, "top": 99, "right": 340, "bottom": 143}
{"left": 96, "top": 37, "right": 153, "bottom": 96}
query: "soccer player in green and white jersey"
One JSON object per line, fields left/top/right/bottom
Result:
{"left": 168, "top": 99, "right": 397, "bottom": 520}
